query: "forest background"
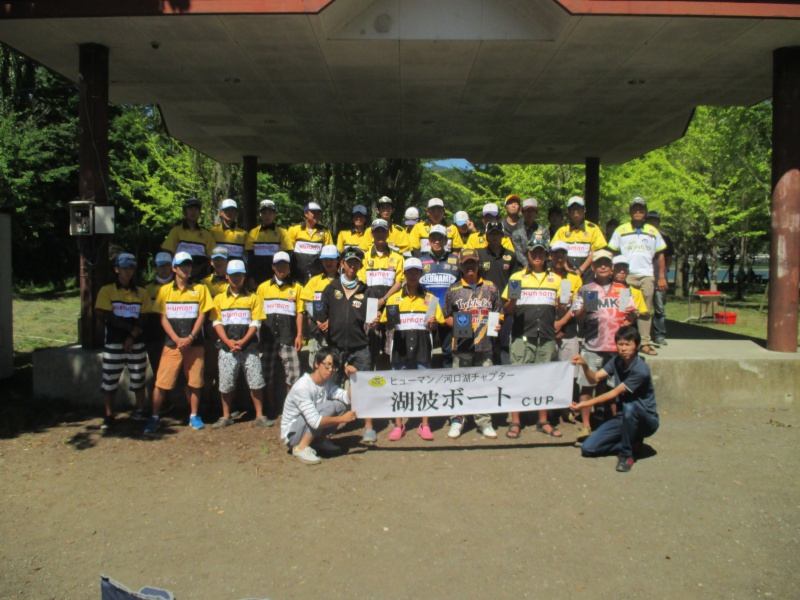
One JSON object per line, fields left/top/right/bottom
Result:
{"left": 0, "top": 45, "right": 772, "bottom": 300}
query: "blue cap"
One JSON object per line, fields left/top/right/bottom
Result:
{"left": 115, "top": 253, "right": 136, "bottom": 268}
{"left": 320, "top": 245, "right": 340, "bottom": 259}
{"left": 227, "top": 260, "right": 246, "bottom": 275}
{"left": 352, "top": 204, "right": 368, "bottom": 216}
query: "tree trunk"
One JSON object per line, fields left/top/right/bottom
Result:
{"left": 674, "top": 250, "right": 684, "bottom": 298}
{"left": 709, "top": 243, "right": 719, "bottom": 292}
{"left": 736, "top": 236, "right": 748, "bottom": 300}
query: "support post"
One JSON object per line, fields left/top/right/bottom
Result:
{"left": 242, "top": 155, "right": 258, "bottom": 231}
{"left": 768, "top": 47, "right": 800, "bottom": 353}
{"left": 585, "top": 157, "right": 600, "bottom": 224}
{"left": 78, "top": 43, "right": 110, "bottom": 350}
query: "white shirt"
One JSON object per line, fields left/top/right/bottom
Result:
{"left": 280, "top": 374, "right": 349, "bottom": 444}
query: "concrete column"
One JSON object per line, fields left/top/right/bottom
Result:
{"left": 78, "top": 43, "right": 110, "bottom": 350}
{"left": 585, "top": 157, "right": 600, "bottom": 224}
{"left": 242, "top": 155, "right": 258, "bottom": 231}
{"left": 0, "top": 210, "right": 12, "bottom": 380}
{"left": 768, "top": 47, "right": 800, "bottom": 353}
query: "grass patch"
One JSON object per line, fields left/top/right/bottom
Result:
{"left": 12, "top": 293, "right": 80, "bottom": 354}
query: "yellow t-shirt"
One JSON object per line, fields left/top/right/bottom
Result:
{"left": 161, "top": 224, "right": 216, "bottom": 260}
{"left": 210, "top": 223, "right": 253, "bottom": 259}
{"left": 466, "top": 232, "right": 515, "bottom": 253}
{"left": 357, "top": 248, "right": 405, "bottom": 291}
{"left": 408, "top": 222, "right": 458, "bottom": 253}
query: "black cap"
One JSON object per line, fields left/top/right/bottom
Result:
{"left": 183, "top": 197, "right": 202, "bottom": 210}
{"left": 342, "top": 247, "right": 365, "bottom": 263}
{"left": 646, "top": 210, "right": 661, "bottom": 220}
{"left": 485, "top": 221, "right": 503, "bottom": 234}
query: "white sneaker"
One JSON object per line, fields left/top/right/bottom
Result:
{"left": 292, "top": 446, "right": 321, "bottom": 465}
{"left": 313, "top": 437, "right": 341, "bottom": 454}
{"left": 477, "top": 423, "right": 498, "bottom": 439}
{"left": 447, "top": 420, "right": 463, "bottom": 439}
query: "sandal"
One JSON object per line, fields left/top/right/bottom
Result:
{"left": 640, "top": 345, "right": 658, "bottom": 356}
{"left": 536, "top": 422, "right": 563, "bottom": 438}
{"left": 506, "top": 423, "right": 521, "bottom": 439}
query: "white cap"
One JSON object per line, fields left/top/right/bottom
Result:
{"left": 453, "top": 211, "right": 469, "bottom": 226}
{"left": 567, "top": 196, "right": 585, "bottom": 207}
{"left": 429, "top": 224, "right": 448, "bottom": 237}
{"left": 221, "top": 198, "right": 237, "bottom": 210}
{"left": 172, "top": 252, "right": 193, "bottom": 266}
{"left": 227, "top": 260, "right": 247, "bottom": 275}
{"left": 154, "top": 251, "right": 172, "bottom": 266}
{"left": 404, "top": 207, "right": 420, "bottom": 220}
{"left": 404, "top": 258, "right": 423, "bottom": 271}
{"left": 612, "top": 255, "right": 629, "bottom": 265}
{"left": 320, "top": 245, "right": 340, "bottom": 259}
{"left": 482, "top": 203, "right": 499, "bottom": 216}
{"left": 371, "top": 218, "right": 389, "bottom": 230}
{"left": 427, "top": 198, "right": 444, "bottom": 208}
{"left": 259, "top": 199, "right": 276, "bottom": 211}
{"left": 377, "top": 196, "right": 393, "bottom": 205}
{"left": 522, "top": 198, "right": 539, "bottom": 209}
{"left": 273, "top": 251, "right": 291, "bottom": 264}
{"left": 305, "top": 202, "right": 322, "bottom": 212}
{"left": 550, "top": 241, "right": 569, "bottom": 253}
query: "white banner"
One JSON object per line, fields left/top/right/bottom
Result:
{"left": 351, "top": 361, "right": 573, "bottom": 418}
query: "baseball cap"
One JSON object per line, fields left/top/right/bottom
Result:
{"left": 183, "top": 197, "right": 201, "bottom": 210}
{"left": 377, "top": 196, "right": 393, "bottom": 206}
{"left": 154, "top": 251, "right": 172, "bottom": 266}
{"left": 220, "top": 198, "right": 237, "bottom": 210}
{"left": 320, "top": 245, "right": 340, "bottom": 259}
{"left": 304, "top": 202, "right": 322, "bottom": 212}
{"left": 429, "top": 224, "right": 448, "bottom": 237}
{"left": 427, "top": 198, "right": 444, "bottom": 209}
{"left": 211, "top": 246, "right": 229, "bottom": 259}
{"left": 352, "top": 204, "right": 368, "bottom": 216}
{"left": 371, "top": 218, "right": 389, "bottom": 230}
{"left": 549, "top": 241, "right": 569, "bottom": 253}
{"left": 505, "top": 194, "right": 521, "bottom": 205}
{"left": 522, "top": 198, "right": 539, "bottom": 210}
{"left": 404, "top": 257, "right": 423, "bottom": 271}
{"left": 646, "top": 210, "right": 661, "bottom": 220}
{"left": 259, "top": 199, "right": 276, "bottom": 211}
{"left": 612, "top": 255, "right": 629, "bottom": 266}
{"left": 453, "top": 211, "right": 469, "bottom": 226}
{"left": 115, "top": 253, "right": 136, "bottom": 268}
{"left": 630, "top": 196, "right": 647, "bottom": 208}
{"left": 342, "top": 247, "right": 365, "bottom": 263}
{"left": 227, "top": 260, "right": 246, "bottom": 275}
{"left": 404, "top": 207, "right": 420, "bottom": 225}
{"left": 485, "top": 221, "right": 503, "bottom": 233}
{"left": 567, "top": 196, "right": 585, "bottom": 208}
{"left": 272, "top": 251, "right": 291, "bottom": 264}
{"left": 527, "top": 239, "right": 549, "bottom": 252}
{"left": 482, "top": 203, "right": 499, "bottom": 216}
{"left": 593, "top": 249, "right": 614, "bottom": 263}
{"left": 172, "top": 252, "right": 193, "bottom": 266}
{"left": 459, "top": 248, "right": 480, "bottom": 264}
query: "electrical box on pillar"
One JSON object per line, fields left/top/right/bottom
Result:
{"left": 68, "top": 200, "right": 115, "bottom": 236}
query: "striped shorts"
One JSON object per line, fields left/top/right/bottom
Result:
{"left": 261, "top": 343, "right": 301, "bottom": 387}
{"left": 101, "top": 342, "right": 147, "bottom": 392}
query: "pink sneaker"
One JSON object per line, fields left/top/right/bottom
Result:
{"left": 388, "top": 425, "right": 405, "bottom": 441}
{"left": 418, "top": 425, "right": 434, "bottom": 441}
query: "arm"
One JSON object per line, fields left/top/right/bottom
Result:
{"left": 294, "top": 311, "right": 304, "bottom": 351}
{"left": 573, "top": 381, "right": 627, "bottom": 410}
{"left": 570, "top": 354, "right": 608, "bottom": 387}
{"left": 214, "top": 323, "right": 239, "bottom": 352}
{"left": 503, "top": 298, "right": 516, "bottom": 314}
{"left": 656, "top": 252, "right": 668, "bottom": 291}
{"left": 161, "top": 313, "right": 191, "bottom": 348}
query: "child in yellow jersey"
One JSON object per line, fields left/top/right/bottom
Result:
{"left": 95, "top": 253, "right": 152, "bottom": 429}
{"left": 209, "top": 260, "right": 270, "bottom": 429}
{"left": 300, "top": 245, "right": 340, "bottom": 369}
{"left": 374, "top": 258, "right": 445, "bottom": 442}
{"left": 161, "top": 197, "right": 215, "bottom": 279}
{"left": 144, "top": 251, "right": 174, "bottom": 377}
{"left": 248, "top": 199, "right": 291, "bottom": 286}
{"left": 256, "top": 252, "right": 305, "bottom": 416}
{"left": 210, "top": 199, "right": 253, "bottom": 260}
{"left": 337, "top": 205, "right": 369, "bottom": 253}
{"left": 285, "top": 201, "right": 334, "bottom": 284}
{"left": 201, "top": 246, "right": 230, "bottom": 298}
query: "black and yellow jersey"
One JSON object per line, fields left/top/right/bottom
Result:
{"left": 161, "top": 224, "right": 215, "bottom": 264}
{"left": 247, "top": 223, "right": 291, "bottom": 284}
{"left": 359, "top": 224, "right": 410, "bottom": 255}
{"left": 153, "top": 282, "right": 214, "bottom": 347}
{"left": 210, "top": 288, "right": 265, "bottom": 348}
{"left": 502, "top": 269, "right": 562, "bottom": 341}
{"left": 201, "top": 273, "right": 230, "bottom": 298}
{"left": 381, "top": 286, "right": 445, "bottom": 365}
{"left": 285, "top": 223, "right": 334, "bottom": 283}
{"left": 357, "top": 247, "right": 405, "bottom": 299}
{"left": 300, "top": 272, "right": 336, "bottom": 319}
{"left": 551, "top": 221, "right": 607, "bottom": 270}
{"left": 408, "top": 221, "right": 458, "bottom": 254}
{"left": 95, "top": 282, "right": 152, "bottom": 345}
{"left": 336, "top": 228, "right": 369, "bottom": 254}
{"left": 210, "top": 222, "right": 253, "bottom": 259}
{"left": 466, "top": 232, "right": 515, "bottom": 253}
{"left": 256, "top": 277, "right": 305, "bottom": 346}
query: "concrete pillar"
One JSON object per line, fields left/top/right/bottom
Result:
{"left": 768, "top": 47, "right": 800, "bottom": 353}
{"left": 78, "top": 43, "right": 110, "bottom": 350}
{"left": 242, "top": 155, "right": 258, "bottom": 231}
{"left": 0, "top": 210, "right": 12, "bottom": 380}
{"left": 585, "top": 157, "right": 600, "bottom": 224}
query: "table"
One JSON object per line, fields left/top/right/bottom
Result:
{"left": 685, "top": 292, "right": 727, "bottom": 323}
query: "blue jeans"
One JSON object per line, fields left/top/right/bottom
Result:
{"left": 652, "top": 289, "right": 667, "bottom": 342}
{"left": 581, "top": 402, "right": 659, "bottom": 458}
{"left": 392, "top": 361, "right": 429, "bottom": 370}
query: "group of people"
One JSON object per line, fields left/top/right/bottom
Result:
{"left": 95, "top": 193, "right": 664, "bottom": 472}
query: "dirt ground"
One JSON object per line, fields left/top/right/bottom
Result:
{"left": 1, "top": 404, "right": 798, "bottom": 600}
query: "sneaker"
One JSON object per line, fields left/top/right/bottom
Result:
{"left": 418, "top": 425, "right": 434, "bottom": 441}
{"left": 189, "top": 415, "right": 205, "bottom": 430}
{"left": 313, "top": 437, "right": 342, "bottom": 454}
{"left": 212, "top": 417, "right": 234, "bottom": 429}
{"left": 477, "top": 422, "right": 498, "bottom": 439}
{"left": 576, "top": 426, "right": 592, "bottom": 441}
{"left": 253, "top": 416, "right": 274, "bottom": 428}
{"left": 143, "top": 416, "right": 159, "bottom": 435}
{"left": 447, "top": 419, "right": 463, "bottom": 439}
{"left": 130, "top": 409, "right": 148, "bottom": 422}
{"left": 361, "top": 429, "right": 377, "bottom": 445}
{"left": 293, "top": 446, "right": 321, "bottom": 465}
{"left": 101, "top": 415, "right": 114, "bottom": 430}
{"left": 388, "top": 425, "right": 405, "bottom": 441}
{"left": 616, "top": 455, "right": 634, "bottom": 472}
{"left": 654, "top": 338, "right": 668, "bottom": 346}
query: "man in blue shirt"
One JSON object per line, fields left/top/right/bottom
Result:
{"left": 570, "top": 325, "right": 660, "bottom": 472}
